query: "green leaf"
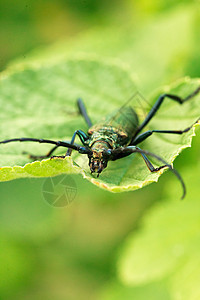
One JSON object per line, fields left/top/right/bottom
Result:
{"left": 0, "top": 59, "right": 199, "bottom": 193}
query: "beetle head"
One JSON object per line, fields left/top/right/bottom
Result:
{"left": 88, "top": 149, "right": 111, "bottom": 176}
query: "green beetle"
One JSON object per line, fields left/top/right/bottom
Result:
{"left": 0, "top": 86, "right": 200, "bottom": 199}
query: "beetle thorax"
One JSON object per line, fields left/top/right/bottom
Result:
{"left": 88, "top": 126, "right": 128, "bottom": 149}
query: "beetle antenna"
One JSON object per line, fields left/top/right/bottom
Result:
{"left": 120, "top": 146, "right": 186, "bottom": 199}
{"left": 0, "top": 137, "right": 81, "bottom": 151}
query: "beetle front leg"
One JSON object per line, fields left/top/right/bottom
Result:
{"left": 110, "top": 146, "right": 185, "bottom": 199}
{"left": 66, "top": 129, "right": 89, "bottom": 156}
{"left": 51, "top": 130, "right": 89, "bottom": 158}
{"left": 110, "top": 146, "right": 167, "bottom": 172}
{"left": 23, "top": 145, "right": 60, "bottom": 160}
{"left": 23, "top": 130, "right": 89, "bottom": 159}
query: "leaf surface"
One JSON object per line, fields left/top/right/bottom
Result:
{"left": 0, "top": 59, "right": 199, "bottom": 193}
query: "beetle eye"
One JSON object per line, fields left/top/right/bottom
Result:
{"left": 79, "top": 147, "right": 91, "bottom": 155}
{"left": 104, "top": 149, "right": 112, "bottom": 157}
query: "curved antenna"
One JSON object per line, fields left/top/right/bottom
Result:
{"left": 112, "top": 146, "right": 186, "bottom": 199}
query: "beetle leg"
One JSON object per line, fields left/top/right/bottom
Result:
{"left": 132, "top": 86, "right": 200, "bottom": 140}
{"left": 136, "top": 150, "right": 168, "bottom": 172}
{"left": 132, "top": 118, "right": 199, "bottom": 145}
{"left": 111, "top": 146, "right": 167, "bottom": 171}
{"left": 23, "top": 145, "right": 60, "bottom": 160}
{"left": 26, "top": 129, "right": 89, "bottom": 158}
{"left": 22, "top": 130, "right": 89, "bottom": 160}
{"left": 23, "top": 142, "right": 79, "bottom": 159}
{"left": 0, "top": 137, "right": 92, "bottom": 160}
{"left": 111, "top": 146, "right": 186, "bottom": 199}
{"left": 66, "top": 129, "right": 89, "bottom": 156}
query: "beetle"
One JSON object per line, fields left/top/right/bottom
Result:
{"left": 0, "top": 86, "right": 199, "bottom": 199}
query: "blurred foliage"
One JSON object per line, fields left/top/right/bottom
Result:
{"left": 0, "top": 0, "right": 200, "bottom": 300}
{"left": 103, "top": 143, "right": 200, "bottom": 300}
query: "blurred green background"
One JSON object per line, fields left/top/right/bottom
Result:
{"left": 0, "top": 1, "right": 200, "bottom": 299}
